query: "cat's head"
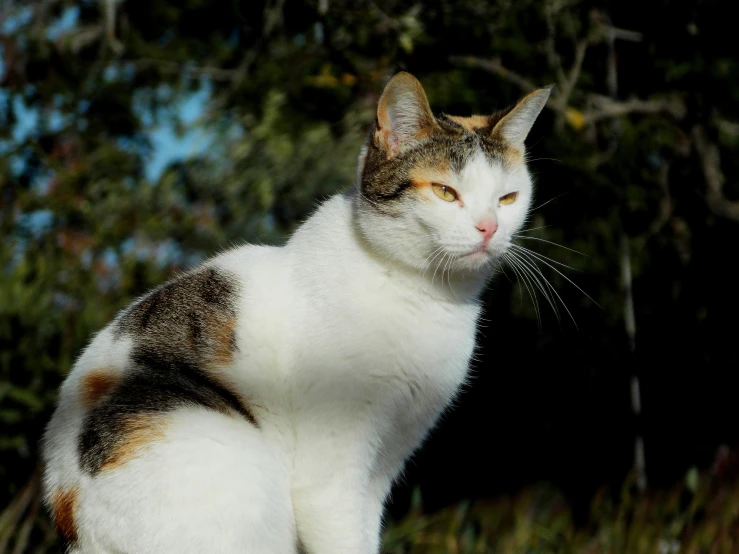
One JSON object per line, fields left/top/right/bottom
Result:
{"left": 355, "top": 71, "right": 550, "bottom": 279}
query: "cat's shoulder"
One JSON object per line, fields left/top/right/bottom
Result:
{"left": 64, "top": 243, "right": 280, "bottom": 381}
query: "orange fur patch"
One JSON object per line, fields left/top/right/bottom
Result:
{"left": 209, "top": 315, "right": 236, "bottom": 367}
{"left": 100, "top": 414, "right": 167, "bottom": 471}
{"left": 80, "top": 368, "right": 119, "bottom": 408}
{"left": 51, "top": 487, "right": 79, "bottom": 545}
{"left": 446, "top": 114, "right": 490, "bottom": 132}
{"left": 184, "top": 310, "right": 237, "bottom": 367}
{"left": 409, "top": 161, "right": 452, "bottom": 189}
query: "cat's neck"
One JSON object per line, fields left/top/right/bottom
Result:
{"left": 289, "top": 192, "right": 491, "bottom": 305}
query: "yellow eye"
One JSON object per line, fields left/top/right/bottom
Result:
{"left": 432, "top": 183, "right": 458, "bottom": 202}
{"left": 499, "top": 192, "right": 518, "bottom": 205}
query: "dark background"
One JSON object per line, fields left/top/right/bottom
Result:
{"left": 2, "top": 1, "right": 738, "bottom": 552}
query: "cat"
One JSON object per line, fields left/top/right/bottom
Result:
{"left": 41, "top": 71, "right": 550, "bottom": 554}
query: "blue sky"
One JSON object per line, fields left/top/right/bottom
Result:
{"left": 1, "top": 4, "right": 214, "bottom": 183}
{"left": 145, "top": 82, "right": 214, "bottom": 181}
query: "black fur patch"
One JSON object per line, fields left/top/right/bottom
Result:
{"left": 79, "top": 266, "right": 258, "bottom": 475}
{"left": 78, "top": 350, "right": 256, "bottom": 474}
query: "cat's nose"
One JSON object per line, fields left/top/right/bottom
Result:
{"left": 475, "top": 219, "right": 498, "bottom": 244}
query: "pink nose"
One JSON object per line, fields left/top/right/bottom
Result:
{"left": 475, "top": 219, "right": 498, "bottom": 243}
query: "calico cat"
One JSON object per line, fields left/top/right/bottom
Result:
{"left": 42, "top": 71, "right": 550, "bottom": 553}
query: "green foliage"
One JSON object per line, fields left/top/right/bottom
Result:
{"left": 2, "top": 0, "right": 739, "bottom": 551}
{"left": 385, "top": 469, "right": 739, "bottom": 554}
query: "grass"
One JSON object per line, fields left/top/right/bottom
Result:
{"left": 383, "top": 462, "right": 739, "bottom": 554}
{"left": 2, "top": 459, "right": 738, "bottom": 553}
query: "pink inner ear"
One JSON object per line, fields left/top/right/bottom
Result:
{"left": 386, "top": 132, "right": 400, "bottom": 155}
{"left": 375, "top": 73, "right": 435, "bottom": 157}
{"left": 375, "top": 126, "right": 399, "bottom": 158}
{"left": 376, "top": 109, "right": 433, "bottom": 158}
{"left": 378, "top": 99, "right": 392, "bottom": 131}
{"left": 377, "top": 94, "right": 403, "bottom": 155}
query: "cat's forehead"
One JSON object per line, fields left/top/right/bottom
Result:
{"left": 406, "top": 115, "right": 522, "bottom": 185}
{"left": 406, "top": 148, "right": 509, "bottom": 200}
{"left": 438, "top": 114, "right": 496, "bottom": 135}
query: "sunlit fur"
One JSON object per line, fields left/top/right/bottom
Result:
{"left": 357, "top": 72, "right": 550, "bottom": 289}
{"left": 357, "top": 148, "right": 533, "bottom": 278}
{"left": 42, "top": 72, "right": 550, "bottom": 554}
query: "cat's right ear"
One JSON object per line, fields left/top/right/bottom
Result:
{"left": 375, "top": 72, "right": 436, "bottom": 158}
{"left": 491, "top": 85, "right": 552, "bottom": 148}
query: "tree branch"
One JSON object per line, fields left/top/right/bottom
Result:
{"left": 558, "top": 39, "right": 588, "bottom": 108}
{"left": 692, "top": 125, "right": 739, "bottom": 222}
{"left": 543, "top": 2, "right": 568, "bottom": 88}
{"left": 448, "top": 56, "right": 685, "bottom": 125}
{"left": 582, "top": 95, "right": 685, "bottom": 124}
{"left": 647, "top": 161, "right": 673, "bottom": 236}
{"left": 449, "top": 56, "right": 539, "bottom": 95}
{"left": 104, "top": 0, "right": 124, "bottom": 55}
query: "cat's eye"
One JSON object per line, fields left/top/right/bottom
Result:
{"left": 499, "top": 192, "right": 518, "bottom": 205}
{"left": 432, "top": 183, "right": 458, "bottom": 202}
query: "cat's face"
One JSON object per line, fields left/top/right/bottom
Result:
{"left": 356, "top": 72, "right": 550, "bottom": 278}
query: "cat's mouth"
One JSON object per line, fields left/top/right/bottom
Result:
{"left": 462, "top": 244, "right": 491, "bottom": 258}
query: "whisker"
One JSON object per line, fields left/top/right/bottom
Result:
{"left": 503, "top": 252, "right": 542, "bottom": 327}
{"left": 422, "top": 246, "right": 445, "bottom": 279}
{"left": 431, "top": 252, "right": 447, "bottom": 288}
{"left": 529, "top": 191, "right": 571, "bottom": 212}
{"left": 516, "top": 248, "right": 602, "bottom": 310}
{"left": 512, "top": 236, "right": 592, "bottom": 258}
{"left": 495, "top": 259, "right": 522, "bottom": 308}
{"left": 507, "top": 250, "right": 561, "bottom": 326}
{"left": 511, "top": 244, "right": 582, "bottom": 272}
{"left": 502, "top": 253, "right": 536, "bottom": 324}
{"left": 358, "top": 191, "right": 383, "bottom": 210}
{"left": 440, "top": 254, "right": 450, "bottom": 292}
{"left": 509, "top": 250, "right": 566, "bottom": 327}
{"left": 496, "top": 259, "right": 513, "bottom": 284}
{"left": 425, "top": 250, "right": 446, "bottom": 284}
{"left": 515, "top": 224, "right": 551, "bottom": 234}
{"left": 511, "top": 252, "right": 548, "bottom": 328}
{"left": 444, "top": 255, "right": 460, "bottom": 300}
{"left": 525, "top": 157, "right": 564, "bottom": 164}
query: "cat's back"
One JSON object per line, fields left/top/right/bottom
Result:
{"left": 49, "top": 243, "right": 278, "bottom": 417}
{"left": 42, "top": 196, "right": 354, "bottom": 497}
{"left": 41, "top": 243, "right": 297, "bottom": 552}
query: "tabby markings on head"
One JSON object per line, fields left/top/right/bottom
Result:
{"left": 444, "top": 114, "right": 493, "bottom": 133}
{"left": 360, "top": 73, "right": 525, "bottom": 215}
{"left": 78, "top": 266, "right": 258, "bottom": 475}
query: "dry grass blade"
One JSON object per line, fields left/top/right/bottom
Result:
{"left": 0, "top": 471, "right": 44, "bottom": 554}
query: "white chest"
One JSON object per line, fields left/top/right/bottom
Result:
{"left": 291, "top": 269, "right": 480, "bottom": 425}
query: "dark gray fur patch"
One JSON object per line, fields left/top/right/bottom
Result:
{"left": 361, "top": 109, "right": 514, "bottom": 214}
{"left": 115, "top": 266, "right": 236, "bottom": 342}
{"left": 78, "top": 266, "right": 258, "bottom": 475}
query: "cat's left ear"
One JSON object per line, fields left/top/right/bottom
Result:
{"left": 492, "top": 85, "right": 553, "bottom": 148}
{"left": 375, "top": 72, "right": 436, "bottom": 158}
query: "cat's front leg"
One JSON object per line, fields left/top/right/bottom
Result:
{"left": 292, "top": 472, "right": 374, "bottom": 554}
{"left": 364, "top": 473, "right": 393, "bottom": 554}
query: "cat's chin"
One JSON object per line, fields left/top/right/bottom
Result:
{"left": 452, "top": 249, "right": 499, "bottom": 273}
{"left": 462, "top": 250, "right": 488, "bottom": 263}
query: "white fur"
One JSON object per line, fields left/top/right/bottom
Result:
{"left": 357, "top": 147, "right": 532, "bottom": 278}
{"left": 43, "top": 149, "right": 533, "bottom": 553}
